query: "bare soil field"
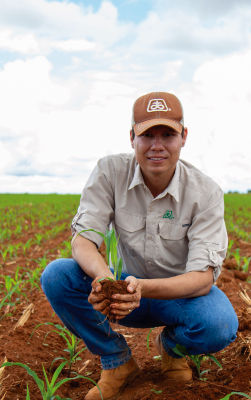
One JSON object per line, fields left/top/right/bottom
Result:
{"left": 0, "top": 193, "right": 250, "bottom": 400}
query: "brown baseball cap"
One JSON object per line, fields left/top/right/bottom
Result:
{"left": 132, "top": 91, "right": 184, "bottom": 136}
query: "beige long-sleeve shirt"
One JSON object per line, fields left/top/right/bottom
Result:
{"left": 71, "top": 153, "right": 228, "bottom": 282}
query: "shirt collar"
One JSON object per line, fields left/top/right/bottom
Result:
{"left": 128, "top": 163, "right": 145, "bottom": 190}
{"left": 128, "top": 160, "right": 180, "bottom": 202}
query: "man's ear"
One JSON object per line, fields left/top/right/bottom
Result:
{"left": 182, "top": 127, "right": 188, "bottom": 147}
{"left": 130, "top": 130, "right": 134, "bottom": 148}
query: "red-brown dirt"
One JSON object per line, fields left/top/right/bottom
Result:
{"left": 100, "top": 279, "right": 129, "bottom": 320}
{"left": 0, "top": 232, "right": 250, "bottom": 400}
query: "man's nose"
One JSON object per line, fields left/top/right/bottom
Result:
{"left": 151, "top": 136, "right": 165, "bottom": 149}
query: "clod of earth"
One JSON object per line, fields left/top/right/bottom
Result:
{"left": 100, "top": 279, "right": 129, "bottom": 320}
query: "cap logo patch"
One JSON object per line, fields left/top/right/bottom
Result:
{"left": 147, "top": 99, "right": 171, "bottom": 112}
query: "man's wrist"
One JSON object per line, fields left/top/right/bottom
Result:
{"left": 138, "top": 278, "right": 147, "bottom": 297}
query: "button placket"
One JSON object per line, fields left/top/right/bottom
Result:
{"left": 145, "top": 202, "right": 157, "bottom": 267}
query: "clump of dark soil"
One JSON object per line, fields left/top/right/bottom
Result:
{"left": 100, "top": 279, "right": 129, "bottom": 320}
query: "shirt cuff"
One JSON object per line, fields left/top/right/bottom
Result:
{"left": 71, "top": 211, "right": 106, "bottom": 248}
{"left": 186, "top": 247, "right": 227, "bottom": 282}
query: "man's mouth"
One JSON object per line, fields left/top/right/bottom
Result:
{"left": 147, "top": 157, "right": 167, "bottom": 161}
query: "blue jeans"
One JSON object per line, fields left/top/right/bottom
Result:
{"left": 41, "top": 258, "right": 238, "bottom": 370}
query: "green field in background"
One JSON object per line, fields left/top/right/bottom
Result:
{"left": 0, "top": 193, "right": 250, "bottom": 243}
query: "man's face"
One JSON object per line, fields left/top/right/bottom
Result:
{"left": 130, "top": 125, "right": 187, "bottom": 184}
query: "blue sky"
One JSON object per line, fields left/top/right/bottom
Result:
{"left": 0, "top": 0, "right": 251, "bottom": 193}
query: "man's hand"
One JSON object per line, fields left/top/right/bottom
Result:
{"left": 88, "top": 276, "right": 112, "bottom": 316}
{"left": 109, "top": 276, "right": 142, "bottom": 320}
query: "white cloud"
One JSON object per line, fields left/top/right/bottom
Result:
{"left": 51, "top": 39, "right": 96, "bottom": 52}
{"left": 0, "top": 0, "right": 131, "bottom": 50}
{"left": 131, "top": 7, "right": 251, "bottom": 59}
{"left": 0, "top": 29, "right": 39, "bottom": 54}
{"left": 180, "top": 48, "right": 251, "bottom": 192}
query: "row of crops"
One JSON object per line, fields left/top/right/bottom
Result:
{"left": 0, "top": 193, "right": 250, "bottom": 400}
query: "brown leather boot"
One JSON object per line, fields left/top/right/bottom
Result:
{"left": 155, "top": 334, "right": 193, "bottom": 382}
{"left": 85, "top": 357, "right": 140, "bottom": 400}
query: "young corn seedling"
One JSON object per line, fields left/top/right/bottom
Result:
{"left": 226, "top": 239, "right": 234, "bottom": 258}
{"left": 25, "top": 267, "right": 42, "bottom": 290}
{"left": 35, "top": 233, "right": 43, "bottom": 245}
{"left": 22, "top": 238, "right": 33, "bottom": 255}
{"left": 77, "top": 228, "right": 128, "bottom": 321}
{"left": 77, "top": 228, "right": 123, "bottom": 281}
{"left": 0, "top": 248, "right": 9, "bottom": 264}
{"left": 232, "top": 248, "right": 241, "bottom": 268}
{"left": 1, "top": 268, "right": 25, "bottom": 300}
{"left": 0, "top": 282, "right": 21, "bottom": 318}
{"left": 172, "top": 344, "right": 222, "bottom": 380}
{"left": 59, "top": 241, "right": 72, "bottom": 259}
{"left": 31, "top": 322, "right": 86, "bottom": 377}
{"left": 2, "top": 360, "right": 103, "bottom": 400}
{"left": 37, "top": 255, "right": 49, "bottom": 270}
{"left": 241, "top": 256, "right": 251, "bottom": 273}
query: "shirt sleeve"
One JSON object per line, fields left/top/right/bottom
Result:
{"left": 71, "top": 157, "right": 115, "bottom": 248}
{"left": 186, "top": 187, "right": 228, "bottom": 282}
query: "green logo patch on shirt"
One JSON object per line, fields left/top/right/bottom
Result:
{"left": 163, "top": 210, "right": 174, "bottom": 219}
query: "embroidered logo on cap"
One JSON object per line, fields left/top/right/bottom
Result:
{"left": 147, "top": 99, "right": 171, "bottom": 112}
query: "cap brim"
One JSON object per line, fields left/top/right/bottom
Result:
{"left": 133, "top": 119, "right": 183, "bottom": 136}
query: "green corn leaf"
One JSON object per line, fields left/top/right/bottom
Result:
{"left": 50, "top": 361, "right": 68, "bottom": 389}
{"left": 146, "top": 328, "right": 155, "bottom": 354}
{"left": 110, "top": 231, "right": 118, "bottom": 271}
{"left": 220, "top": 392, "right": 251, "bottom": 400}
{"left": 58, "top": 331, "right": 71, "bottom": 349}
{"left": 42, "top": 364, "right": 51, "bottom": 393}
{"left": 78, "top": 228, "right": 105, "bottom": 240}
{"left": 30, "top": 322, "right": 59, "bottom": 339}
{"left": 207, "top": 354, "right": 222, "bottom": 369}
{"left": 0, "top": 283, "right": 20, "bottom": 310}
{"left": 151, "top": 388, "right": 163, "bottom": 394}
{"left": 2, "top": 362, "right": 45, "bottom": 394}
{"left": 97, "top": 277, "right": 114, "bottom": 282}
{"left": 26, "top": 384, "right": 30, "bottom": 400}
{"left": 200, "top": 369, "right": 210, "bottom": 376}
{"left": 53, "top": 374, "right": 103, "bottom": 399}
{"left": 50, "top": 357, "right": 65, "bottom": 370}
{"left": 117, "top": 258, "right": 123, "bottom": 280}
{"left": 172, "top": 344, "right": 187, "bottom": 357}
{"left": 105, "top": 229, "right": 112, "bottom": 264}
{"left": 73, "top": 347, "right": 86, "bottom": 360}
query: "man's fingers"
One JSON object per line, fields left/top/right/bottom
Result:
{"left": 91, "top": 278, "right": 102, "bottom": 293}
{"left": 125, "top": 276, "right": 138, "bottom": 293}
{"left": 110, "top": 300, "right": 139, "bottom": 313}
{"left": 111, "top": 293, "right": 139, "bottom": 302}
{"left": 92, "top": 298, "right": 110, "bottom": 312}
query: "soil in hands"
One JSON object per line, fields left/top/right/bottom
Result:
{"left": 100, "top": 279, "right": 129, "bottom": 321}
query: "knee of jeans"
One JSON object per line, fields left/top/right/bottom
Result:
{"left": 186, "top": 312, "right": 238, "bottom": 354}
{"left": 40, "top": 258, "right": 80, "bottom": 299}
{"left": 209, "top": 314, "right": 238, "bottom": 351}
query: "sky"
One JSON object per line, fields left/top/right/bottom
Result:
{"left": 0, "top": 0, "right": 251, "bottom": 194}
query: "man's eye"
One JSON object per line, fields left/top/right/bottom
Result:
{"left": 163, "top": 132, "right": 176, "bottom": 137}
{"left": 143, "top": 132, "right": 152, "bottom": 137}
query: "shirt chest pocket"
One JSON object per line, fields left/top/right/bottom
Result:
{"left": 114, "top": 211, "right": 145, "bottom": 256}
{"left": 115, "top": 211, "right": 145, "bottom": 233}
{"left": 158, "top": 220, "right": 189, "bottom": 265}
{"left": 158, "top": 220, "right": 188, "bottom": 240}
